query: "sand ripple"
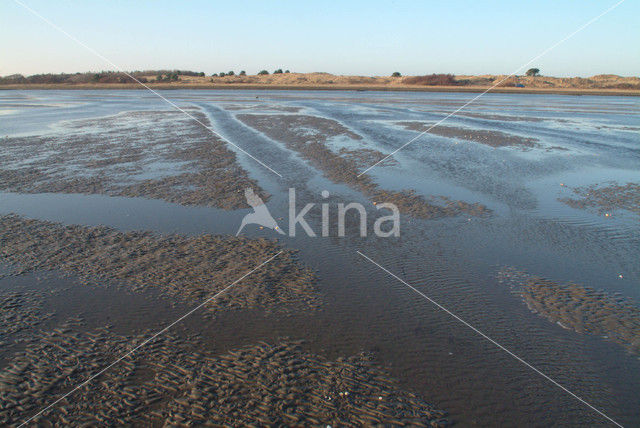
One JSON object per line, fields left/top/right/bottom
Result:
{"left": 0, "top": 215, "right": 319, "bottom": 312}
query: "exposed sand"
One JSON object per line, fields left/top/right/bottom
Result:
{"left": 499, "top": 268, "right": 640, "bottom": 355}
{"left": 0, "top": 110, "right": 267, "bottom": 210}
{"left": 0, "top": 317, "right": 449, "bottom": 427}
{"left": 237, "top": 113, "right": 490, "bottom": 219}
{"left": 559, "top": 182, "right": 640, "bottom": 217}
{"left": 398, "top": 121, "right": 540, "bottom": 149}
{"left": 0, "top": 215, "right": 319, "bottom": 313}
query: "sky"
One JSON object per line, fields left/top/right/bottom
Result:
{"left": 1, "top": 0, "right": 639, "bottom": 77}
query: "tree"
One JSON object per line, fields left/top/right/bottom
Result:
{"left": 391, "top": 71, "right": 401, "bottom": 77}
{"left": 273, "top": 69, "right": 283, "bottom": 74}
{"left": 227, "top": 71, "right": 235, "bottom": 76}
{"left": 219, "top": 72, "right": 226, "bottom": 77}
{"left": 258, "top": 70, "right": 269, "bottom": 75}
{"left": 211, "top": 73, "right": 218, "bottom": 77}
{"left": 526, "top": 68, "right": 540, "bottom": 77}
{"left": 239, "top": 70, "right": 246, "bottom": 76}
{"left": 284, "top": 70, "right": 290, "bottom": 73}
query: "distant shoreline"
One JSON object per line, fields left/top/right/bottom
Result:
{"left": 1, "top": 83, "right": 639, "bottom": 96}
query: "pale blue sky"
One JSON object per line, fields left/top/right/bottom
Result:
{"left": 2, "top": 0, "right": 638, "bottom": 77}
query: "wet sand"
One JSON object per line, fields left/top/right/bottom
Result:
{"left": 238, "top": 114, "right": 490, "bottom": 219}
{"left": 399, "top": 121, "right": 540, "bottom": 149}
{"left": 0, "top": 317, "right": 448, "bottom": 427}
{"left": 499, "top": 268, "right": 640, "bottom": 355}
{"left": 0, "top": 289, "right": 55, "bottom": 347}
{"left": 559, "top": 182, "right": 640, "bottom": 217}
{"left": 0, "top": 215, "right": 318, "bottom": 313}
{"left": 1, "top": 89, "right": 639, "bottom": 426}
{"left": 0, "top": 110, "right": 266, "bottom": 209}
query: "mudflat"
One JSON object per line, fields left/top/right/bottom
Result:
{"left": 1, "top": 89, "right": 639, "bottom": 426}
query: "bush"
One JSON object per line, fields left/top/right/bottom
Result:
{"left": 258, "top": 70, "right": 269, "bottom": 75}
{"left": 274, "top": 69, "right": 283, "bottom": 74}
{"left": 219, "top": 72, "right": 226, "bottom": 77}
{"left": 197, "top": 72, "right": 205, "bottom": 77}
{"left": 391, "top": 72, "right": 401, "bottom": 77}
{"left": 0, "top": 74, "right": 26, "bottom": 84}
{"left": 211, "top": 73, "right": 218, "bottom": 77}
{"left": 526, "top": 68, "right": 540, "bottom": 77}
{"left": 610, "top": 82, "right": 640, "bottom": 90}
{"left": 239, "top": 70, "right": 246, "bottom": 76}
{"left": 227, "top": 71, "right": 235, "bottom": 76}
{"left": 402, "top": 74, "right": 459, "bottom": 86}
{"left": 170, "top": 70, "right": 203, "bottom": 77}
{"left": 285, "top": 70, "right": 290, "bottom": 73}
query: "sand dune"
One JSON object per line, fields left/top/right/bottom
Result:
{"left": 2, "top": 72, "right": 639, "bottom": 95}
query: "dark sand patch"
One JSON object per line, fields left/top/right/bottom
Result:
{"left": 238, "top": 114, "right": 490, "bottom": 219}
{"left": 398, "top": 121, "right": 540, "bottom": 149}
{"left": 0, "top": 215, "right": 319, "bottom": 312}
{"left": 457, "top": 112, "right": 544, "bottom": 122}
{"left": 0, "top": 110, "right": 266, "bottom": 209}
{"left": 0, "top": 321, "right": 448, "bottom": 427}
{"left": 224, "top": 103, "right": 303, "bottom": 112}
{"left": 499, "top": 268, "right": 640, "bottom": 354}
{"left": 338, "top": 147, "right": 398, "bottom": 169}
{"left": 559, "top": 182, "right": 640, "bottom": 217}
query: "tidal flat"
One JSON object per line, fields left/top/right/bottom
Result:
{"left": 0, "top": 89, "right": 639, "bottom": 426}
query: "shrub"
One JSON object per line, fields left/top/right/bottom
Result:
{"left": 239, "top": 70, "right": 246, "bottom": 76}
{"left": 391, "top": 72, "right": 401, "bottom": 77}
{"left": 219, "top": 72, "right": 226, "bottom": 77}
{"left": 610, "top": 82, "right": 640, "bottom": 90}
{"left": 258, "top": 70, "right": 269, "bottom": 75}
{"left": 285, "top": 70, "right": 290, "bottom": 73}
{"left": 167, "top": 70, "right": 203, "bottom": 77}
{"left": 211, "top": 73, "right": 218, "bottom": 77}
{"left": 227, "top": 71, "right": 235, "bottom": 76}
{"left": 402, "top": 74, "right": 459, "bottom": 86}
{"left": 0, "top": 74, "right": 26, "bottom": 84}
{"left": 274, "top": 69, "right": 283, "bottom": 74}
{"left": 526, "top": 68, "right": 540, "bottom": 77}
{"left": 197, "top": 72, "right": 205, "bottom": 77}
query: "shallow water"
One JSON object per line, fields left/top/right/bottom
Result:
{"left": 1, "top": 89, "right": 639, "bottom": 426}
